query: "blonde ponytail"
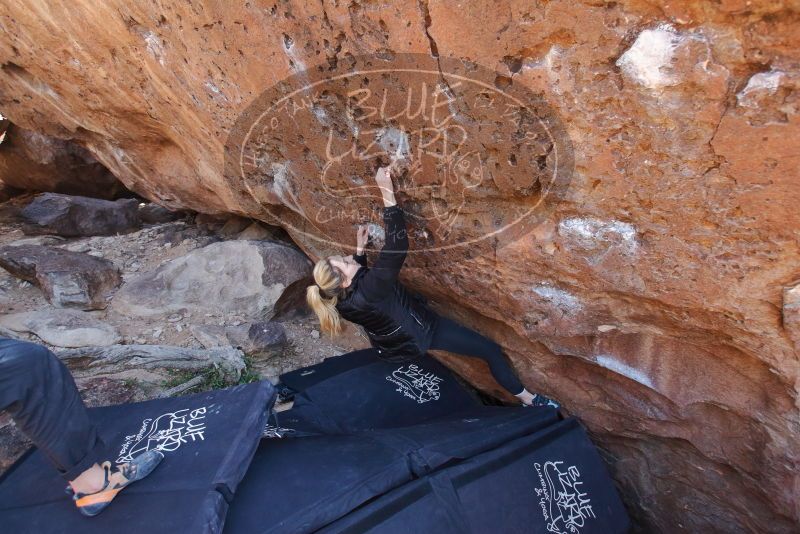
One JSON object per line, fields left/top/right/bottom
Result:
{"left": 306, "top": 258, "right": 344, "bottom": 337}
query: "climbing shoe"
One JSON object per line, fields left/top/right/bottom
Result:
{"left": 524, "top": 394, "right": 561, "bottom": 410}
{"left": 72, "top": 449, "right": 164, "bottom": 517}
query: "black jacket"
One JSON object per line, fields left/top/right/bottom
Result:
{"left": 336, "top": 205, "right": 439, "bottom": 361}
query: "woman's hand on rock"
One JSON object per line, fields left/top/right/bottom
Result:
{"left": 356, "top": 224, "right": 369, "bottom": 254}
{"left": 375, "top": 166, "right": 393, "bottom": 192}
{"left": 374, "top": 166, "right": 396, "bottom": 207}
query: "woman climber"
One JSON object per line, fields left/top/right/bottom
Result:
{"left": 306, "top": 165, "right": 559, "bottom": 408}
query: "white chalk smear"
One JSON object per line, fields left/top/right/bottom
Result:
{"left": 737, "top": 70, "right": 784, "bottom": 108}
{"left": 377, "top": 127, "right": 411, "bottom": 164}
{"left": 143, "top": 31, "right": 166, "bottom": 66}
{"left": 204, "top": 81, "right": 228, "bottom": 102}
{"left": 271, "top": 162, "right": 305, "bottom": 217}
{"left": 595, "top": 354, "right": 654, "bottom": 389}
{"left": 558, "top": 217, "right": 638, "bottom": 253}
{"left": 616, "top": 24, "right": 683, "bottom": 89}
{"left": 367, "top": 223, "right": 385, "bottom": 244}
{"left": 311, "top": 105, "right": 327, "bottom": 126}
{"left": 533, "top": 284, "right": 581, "bottom": 315}
{"left": 283, "top": 40, "right": 306, "bottom": 73}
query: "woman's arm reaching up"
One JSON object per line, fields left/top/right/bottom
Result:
{"left": 359, "top": 167, "right": 408, "bottom": 300}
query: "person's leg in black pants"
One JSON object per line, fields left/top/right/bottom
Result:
{"left": 0, "top": 337, "right": 105, "bottom": 481}
{"left": 428, "top": 316, "right": 559, "bottom": 407}
{"left": 0, "top": 338, "right": 164, "bottom": 516}
{"left": 428, "top": 316, "right": 524, "bottom": 395}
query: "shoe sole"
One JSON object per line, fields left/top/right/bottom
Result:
{"left": 76, "top": 451, "right": 164, "bottom": 517}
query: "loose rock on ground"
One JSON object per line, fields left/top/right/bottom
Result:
{"left": 111, "top": 240, "right": 312, "bottom": 317}
{"left": 20, "top": 193, "right": 141, "bottom": 237}
{"left": 0, "top": 244, "right": 121, "bottom": 309}
{"left": 0, "top": 310, "right": 121, "bottom": 348}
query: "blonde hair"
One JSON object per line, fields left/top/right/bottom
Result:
{"left": 306, "top": 258, "right": 345, "bottom": 337}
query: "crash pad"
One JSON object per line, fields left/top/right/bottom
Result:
{"left": 226, "top": 406, "right": 561, "bottom": 533}
{"left": 290, "top": 356, "right": 479, "bottom": 433}
{"left": 0, "top": 381, "right": 275, "bottom": 534}
{"left": 223, "top": 433, "right": 412, "bottom": 534}
{"left": 319, "top": 418, "right": 630, "bottom": 534}
{"left": 278, "top": 348, "right": 378, "bottom": 394}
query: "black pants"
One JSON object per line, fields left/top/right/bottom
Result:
{"left": 0, "top": 338, "right": 105, "bottom": 481}
{"left": 428, "top": 316, "right": 525, "bottom": 395}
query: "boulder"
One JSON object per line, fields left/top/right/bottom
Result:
{"left": 237, "top": 222, "right": 293, "bottom": 244}
{"left": 236, "top": 222, "right": 275, "bottom": 241}
{"left": 0, "top": 325, "right": 22, "bottom": 340}
{"left": 20, "top": 193, "right": 141, "bottom": 236}
{"left": 193, "top": 212, "right": 226, "bottom": 231}
{"left": 218, "top": 216, "right": 250, "bottom": 237}
{"left": 0, "top": 244, "right": 121, "bottom": 309}
{"left": 0, "top": 195, "right": 24, "bottom": 224}
{"left": 0, "top": 124, "right": 126, "bottom": 200}
{"left": 0, "top": 310, "right": 121, "bottom": 347}
{"left": 189, "top": 324, "right": 229, "bottom": 349}
{"left": 270, "top": 275, "right": 313, "bottom": 321}
{"left": 112, "top": 240, "right": 311, "bottom": 317}
{"left": 0, "top": 185, "right": 20, "bottom": 202}
{"left": 227, "top": 321, "right": 287, "bottom": 358}
{"left": 190, "top": 321, "right": 287, "bottom": 358}
{"left": 138, "top": 202, "right": 184, "bottom": 224}
{"left": 6, "top": 235, "right": 66, "bottom": 247}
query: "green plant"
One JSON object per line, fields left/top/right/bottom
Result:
{"left": 161, "top": 357, "right": 263, "bottom": 396}
{"left": 121, "top": 378, "right": 140, "bottom": 390}
{"left": 238, "top": 356, "right": 261, "bottom": 385}
{"left": 162, "top": 368, "right": 200, "bottom": 389}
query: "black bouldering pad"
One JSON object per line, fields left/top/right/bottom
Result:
{"left": 0, "top": 346, "right": 631, "bottom": 534}
{"left": 278, "top": 348, "right": 378, "bottom": 394}
{"left": 366, "top": 405, "right": 560, "bottom": 476}
{"left": 275, "top": 349, "right": 480, "bottom": 437}
{"left": 0, "top": 381, "right": 275, "bottom": 534}
{"left": 228, "top": 406, "right": 561, "bottom": 534}
{"left": 223, "top": 433, "right": 412, "bottom": 534}
{"left": 291, "top": 356, "right": 479, "bottom": 433}
{"left": 264, "top": 401, "right": 336, "bottom": 438}
{"left": 319, "top": 418, "right": 630, "bottom": 534}
{"left": 317, "top": 470, "right": 468, "bottom": 534}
